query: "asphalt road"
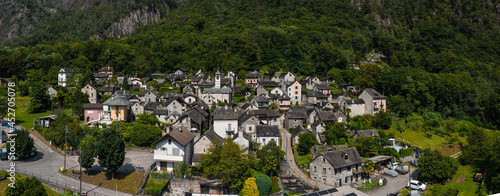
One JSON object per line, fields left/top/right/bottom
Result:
{"left": 3, "top": 124, "right": 154, "bottom": 195}
{"left": 368, "top": 168, "right": 420, "bottom": 196}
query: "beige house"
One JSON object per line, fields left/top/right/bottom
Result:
{"left": 359, "top": 88, "right": 386, "bottom": 115}
{"left": 101, "top": 94, "right": 129, "bottom": 123}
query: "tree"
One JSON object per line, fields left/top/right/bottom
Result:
{"left": 6, "top": 129, "right": 34, "bottom": 158}
{"left": 238, "top": 70, "right": 247, "bottom": 79}
{"left": 97, "top": 129, "right": 125, "bottom": 174}
{"left": 255, "top": 174, "right": 272, "bottom": 196}
{"left": 43, "top": 113, "right": 81, "bottom": 149}
{"left": 363, "top": 159, "right": 375, "bottom": 175}
{"left": 201, "top": 138, "right": 253, "bottom": 192}
{"left": 28, "top": 82, "right": 50, "bottom": 113}
{"left": 378, "top": 147, "right": 400, "bottom": 160}
{"left": 297, "top": 132, "right": 317, "bottom": 155}
{"left": 72, "top": 90, "right": 89, "bottom": 120}
{"left": 5, "top": 176, "right": 47, "bottom": 196}
{"left": 257, "top": 140, "right": 281, "bottom": 176}
{"left": 124, "top": 123, "right": 162, "bottom": 147}
{"left": 324, "top": 122, "right": 347, "bottom": 145}
{"left": 79, "top": 135, "right": 96, "bottom": 172}
{"left": 136, "top": 113, "right": 161, "bottom": 125}
{"left": 241, "top": 177, "right": 259, "bottom": 196}
{"left": 0, "top": 170, "right": 7, "bottom": 180}
{"left": 419, "top": 149, "right": 458, "bottom": 184}
{"left": 375, "top": 111, "right": 392, "bottom": 129}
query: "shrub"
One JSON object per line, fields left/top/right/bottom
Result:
{"left": 255, "top": 174, "right": 272, "bottom": 196}
{"left": 0, "top": 170, "right": 7, "bottom": 180}
{"left": 399, "top": 148, "right": 414, "bottom": 157}
{"left": 337, "top": 138, "right": 346, "bottom": 145}
{"left": 378, "top": 148, "right": 400, "bottom": 160}
{"left": 271, "top": 176, "right": 279, "bottom": 194}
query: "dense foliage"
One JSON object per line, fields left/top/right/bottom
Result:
{"left": 5, "top": 176, "right": 47, "bottom": 196}
{"left": 97, "top": 128, "right": 126, "bottom": 172}
{"left": 419, "top": 149, "right": 458, "bottom": 184}
{"left": 6, "top": 129, "right": 34, "bottom": 158}
{"left": 120, "top": 122, "right": 162, "bottom": 147}
{"left": 297, "top": 132, "right": 317, "bottom": 155}
{"left": 256, "top": 140, "right": 281, "bottom": 177}
{"left": 241, "top": 177, "right": 259, "bottom": 196}
{"left": 255, "top": 174, "right": 272, "bottom": 196}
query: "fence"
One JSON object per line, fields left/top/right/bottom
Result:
{"left": 0, "top": 166, "right": 107, "bottom": 196}
{"left": 137, "top": 162, "right": 157, "bottom": 195}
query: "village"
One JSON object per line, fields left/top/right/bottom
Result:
{"left": 8, "top": 56, "right": 424, "bottom": 196}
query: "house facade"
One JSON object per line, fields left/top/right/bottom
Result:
{"left": 359, "top": 89, "right": 386, "bottom": 115}
{"left": 309, "top": 148, "right": 364, "bottom": 187}
{"left": 256, "top": 125, "right": 280, "bottom": 146}
{"left": 101, "top": 94, "right": 129, "bottom": 123}
{"left": 83, "top": 103, "right": 103, "bottom": 124}
{"left": 286, "top": 81, "right": 302, "bottom": 104}
{"left": 213, "top": 109, "right": 240, "bottom": 138}
{"left": 58, "top": 68, "right": 74, "bottom": 87}
{"left": 153, "top": 128, "right": 195, "bottom": 172}
{"left": 82, "top": 83, "right": 99, "bottom": 104}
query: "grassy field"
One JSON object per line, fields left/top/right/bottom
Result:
{"left": 63, "top": 170, "right": 145, "bottom": 194}
{"left": 14, "top": 96, "right": 51, "bottom": 129}
{"left": 296, "top": 153, "right": 313, "bottom": 166}
{"left": 0, "top": 174, "right": 60, "bottom": 196}
{"left": 423, "top": 165, "right": 486, "bottom": 196}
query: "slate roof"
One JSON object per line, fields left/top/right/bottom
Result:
{"left": 311, "top": 120, "right": 323, "bottom": 127}
{"left": 202, "top": 88, "right": 230, "bottom": 94}
{"left": 221, "top": 78, "right": 231, "bottom": 86}
{"left": 320, "top": 147, "right": 364, "bottom": 169}
{"left": 318, "top": 111, "right": 337, "bottom": 121}
{"left": 345, "top": 98, "right": 365, "bottom": 104}
{"left": 290, "top": 106, "right": 315, "bottom": 115}
{"left": 213, "top": 109, "right": 240, "bottom": 120}
{"left": 102, "top": 95, "right": 129, "bottom": 106}
{"left": 233, "top": 130, "right": 252, "bottom": 141}
{"left": 164, "top": 99, "right": 179, "bottom": 107}
{"left": 306, "top": 91, "right": 328, "bottom": 98}
{"left": 83, "top": 103, "right": 103, "bottom": 108}
{"left": 144, "top": 102, "right": 162, "bottom": 111}
{"left": 238, "top": 111, "right": 256, "bottom": 125}
{"left": 355, "top": 129, "right": 379, "bottom": 138}
{"left": 291, "top": 125, "right": 311, "bottom": 137}
{"left": 84, "top": 83, "right": 98, "bottom": 90}
{"left": 287, "top": 111, "right": 308, "bottom": 119}
{"left": 315, "top": 84, "right": 333, "bottom": 90}
{"left": 256, "top": 125, "right": 280, "bottom": 137}
{"left": 99, "top": 83, "right": 119, "bottom": 93}
{"left": 252, "top": 110, "right": 282, "bottom": 117}
{"left": 154, "top": 108, "right": 169, "bottom": 115}
{"left": 140, "top": 90, "right": 160, "bottom": 97}
{"left": 163, "top": 92, "right": 183, "bottom": 99}
{"left": 253, "top": 96, "right": 269, "bottom": 103}
{"left": 183, "top": 108, "right": 206, "bottom": 125}
{"left": 152, "top": 127, "right": 196, "bottom": 146}
{"left": 260, "top": 81, "right": 280, "bottom": 88}
{"left": 245, "top": 71, "right": 261, "bottom": 78}
{"left": 364, "top": 88, "right": 386, "bottom": 99}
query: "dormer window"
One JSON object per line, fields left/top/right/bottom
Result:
{"left": 168, "top": 139, "right": 172, "bottom": 145}
{"left": 344, "top": 154, "right": 349, "bottom": 160}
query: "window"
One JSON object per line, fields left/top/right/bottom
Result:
{"left": 338, "top": 117, "right": 343, "bottom": 122}
{"left": 168, "top": 139, "right": 172, "bottom": 145}
{"left": 161, "top": 147, "right": 167, "bottom": 151}
{"left": 87, "top": 110, "right": 94, "bottom": 114}
{"left": 172, "top": 148, "right": 180, "bottom": 156}
{"left": 249, "top": 127, "right": 252, "bottom": 131}
{"left": 295, "top": 91, "right": 298, "bottom": 95}
{"left": 295, "top": 86, "right": 298, "bottom": 89}
{"left": 323, "top": 168, "right": 326, "bottom": 174}
{"left": 347, "top": 166, "right": 351, "bottom": 170}
{"left": 345, "top": 154, "right": 349, "bottom": 160}
{"left": 203, "top": 149, "right": 205, "bottom": 152}
{"left": 314, "top": 166, "right": 317, "bottom": 172}
{"left": 295, "top": 96, "right": 298, "bottom": 100}
{"left": 323, "top": 178, "right": 326, "bottom": 184}
{"left": 323, "top": 158, "right": 325, "bottom": 162}
{"left": 263, "top": 139, "right": 266, "bottom": 143}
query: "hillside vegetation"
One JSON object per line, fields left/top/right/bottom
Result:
{"left": 0, "top": 0, "right": 499, "bottom": 129}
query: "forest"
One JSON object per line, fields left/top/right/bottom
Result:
{"left": 0, "top": 0, "right": 499, "bottom": 130}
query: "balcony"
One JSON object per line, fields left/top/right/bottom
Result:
{"left": 153, "top": 150, "right": 184, "bottom": 162}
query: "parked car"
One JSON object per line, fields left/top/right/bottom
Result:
{"left": 407, "top": 180, "right": 426, "bottom": 191}
{"left": 410, "top": 160, "right": 418, "bottom": 167}
{"left": 388, "top": 162, "right": 400, "bottom": 170}
{"left": 384, "top": 169, "right": 399, "bottom": 177}
{"left": 396, "top": 165, "right": 409, "bottom": 174}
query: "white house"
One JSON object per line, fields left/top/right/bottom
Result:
{"left": 153, "top": 127, "right": 196, "bottom": 172}
{"left": 213, "top": 109, "right": 240, "bottom": 138}
{"left": 256, "top": 125, "right": 280, "bottom": 146}
{"left": 58, "top": 68, "right": 74, "bottom": 87}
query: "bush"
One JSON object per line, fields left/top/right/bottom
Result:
{"left": 0, "top": 170, "right": 7, "bottom": 180}
{"left": 255, "top": 174, "right": 272, "bottom": 196}
{"left": 378, "top": 148, "right": 400, "bottom": 160}
{"left": 271, "top": 176, "right": 279, "bottom": 194}
{"left": 337, "top": 138, "right": 346, "bottom": 145}
{"left": 399, "top": 148, "right": 414, "bottom": 157}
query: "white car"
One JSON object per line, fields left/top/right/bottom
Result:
{"left": 407, "top": 180, "right": 426, "bottom": 191}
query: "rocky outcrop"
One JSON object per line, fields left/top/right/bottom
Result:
{"left": 104, "top": 5, "right": 168, "bottom": 39}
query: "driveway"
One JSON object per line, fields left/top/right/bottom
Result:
{"left": 368, "top": 168, "right": 419, "bottom": 196}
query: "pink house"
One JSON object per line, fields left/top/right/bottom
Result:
{"left": 83, "top": 103, "right": 103, "bottom": 124}
{"left": 245, "top": 71, "right": 261, "bottom": 85}
{"left": 278, "top": 95, "right": 291, "bottom": 110}
{"left": 314, "top": 84, "right": 333, "bottom": 100}
{"left": 287, "top": 81, "right": 302, "bottom": 104}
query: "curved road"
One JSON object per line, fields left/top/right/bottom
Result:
{"left": 280, "top": 127, "right": 333, "bottom": 190}
{"left": 7, "top": 124, "right": 134, "bottom": 196}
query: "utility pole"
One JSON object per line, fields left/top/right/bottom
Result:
{"left": 79, "top": 145, "right": 82, "bottom": 195}
{"left": 64, "top": 126, "right": 68, "bottom": 171}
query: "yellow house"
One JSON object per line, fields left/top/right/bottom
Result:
{"left": 102, "top": 94, "right": 129, "bottom": 122}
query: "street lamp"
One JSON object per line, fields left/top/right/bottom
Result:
{"left": 64, "top": 126, "right": 68, "bottom": 171}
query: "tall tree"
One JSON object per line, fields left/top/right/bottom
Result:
{"left": 72, "top": 90, "right": 89, "bottom": 120}
{"left": 419, "top": 149, "right": 458, "bottom": 184}
{"left": 257, "top": 140, "right": 281, "bottom": 176}
{"left": 6, "top": 129, "right": 34, "bottom": 158}
{"left": 297, "top": 132, "right": 317, "bottom": 155}
{"left": 97, "top": 128, "right": 125, "bottom": 174}
{"left": 28, "top": 82, "right": 50, "bottom": 113}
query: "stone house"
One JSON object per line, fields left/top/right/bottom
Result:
{"left": 252, "top": 110, "right": 282, "bottom": 128}
{"left": 309, "top": 148, "right": 364, "bottom": 187}
{"left": 359, "top": 88, "right": 386, "bottom": 115}
{"left": 201, "top": 88, "right": 231, "bottom": 107}
{"left": 255, "top": 85, "right": 269, "bottom": 97}
{"left": 306, "top": 91, "right": 328, "bottom": 104}
{"left": 270, "top": 87, "right": 283, "bottom": 96}
{"left": 251, "top": 96, "right": 270, "bottom": 109}
{"left": 192, "top": 129, "right": 222, "bottom": 165}
{"left": 81, "top": 83, "right": 99, "bottom": 104}
{"left": 353, "top": 129, "right": 380, "bottom": 140}
{"left": 245, "top": 71, "right": 261, "bottom": 85}
{"left": 279, "top": 72, "right": 296, "bottom": 85}
{"left": 238, "top": 111, "right": 260, "bottom": 139}
{"left": 184, "top": 94, "right": 197, "bottom": 105}
{"left": 141, "top": 90, "right": 160, "bottom": 103}
{"left": 47, "top": 85, "right": 58, "bottom": 99}
{"left": 285, "top": 111, "right": 308, "bottom": 131}
{"left": 182, "top": 85, "right": 196, "bottom": 95}
{"left": 291, "top": 125, "right": 312, "bottom": 146}
{"left": 314, "top": 84, "right": 333, "bottom": 100}
{"left": 164, "top": 98, "right": 185, "bottom": 115}
{"left": 340, "top": 98, "right": 365, "bottom": 117}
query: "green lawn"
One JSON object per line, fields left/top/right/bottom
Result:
{"left": 357, "top": 179, "right": 384, "bottom": 191}
{"left": 385, "top": 129, "right": 448, "bottom": 150}
{"left": 15, "top": 96, "right": 52, "bottom": 129}
{"left": 296, "top": 153, "right": 313, "bottom": 166}
{"left": 424, "top": 165, "right": 486, "bottom": 196}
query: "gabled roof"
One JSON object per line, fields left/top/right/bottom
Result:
{"left": 256, "top": 125, "right": 280, "bottom": 137}
{"left": 144, "top": 102, "right": 162, "bottom": 111}
{"left": 202, "top": 88, "right": 230, "bottom": 94}
{"left": 195, "top": 129, "right": 222, "bottom": 145}
{"left": 306, "top": 91, "right": 328, "bottom": 98}
{"left": 287, "top": 111, "right": 308, "bottom": 119}
{"left": 318, "top": 148, "right": 364, "bottom": 169}
{"left": 315, "top": 84, "right": 333, "bottom": 90}
{"left": 238, "top": 111, "right": 257, "bottom": 125}
{"left": 252, "top": 109, "right": 282, "bottom": 117}
{"left": 99, "top": 83, "right": 119, "bottom": 93}
{"left": 233, "top": 130, "right": 252, "bottom": 141}
{"left": 153, "top": 108, "right": 168, "bottom": 115}
{"left": 84, "top": 83, "right": 98, "bottom": 91}
{"left": 213, "top": 109, "right": 240, "bottom": 120}
{"left": 245, "top": 71, "right": 261, "bottom": 78}
{"left": 140, "top": 90, "right": 160, "bottom": 97}
{"left": 83, "top": 103, "right": 103, "bottom": 108}
{"left": 153, "top": 127, "right": 196, "bottom": 146}
{"left": 164, "top": 99, "right": 180, "bottom": 107}
{"left": 318, "top": 111, "right": 337, "bottom": 121}
{"left": 260, "top": 81, "right": 280, "bottom": 88}
{"left": 94, "top": 73, "right": 108, "bottom": 78}
{"left": 364, "top": 88, "right": 386, "bottom": 99}
{"left": 182, "top": 108, "right": 206, "bottom": 125}
{"left": 355, "top": 129, "right": 379, "bottom": 138}
{"left": 253, "top": 96, "right": 269, "bottom": 103}
{"left": 291, "top": 125, "right": 311, "bottom": 137}
{"left": 344, "top": 98, "right": 365, "bottom": 104}
{"left": 102, "top": 95, "right": 129, "bottom": 106}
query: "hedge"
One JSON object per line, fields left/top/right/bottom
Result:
{"left": 400, "top": 148, "right": 414, "bottom": 157}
